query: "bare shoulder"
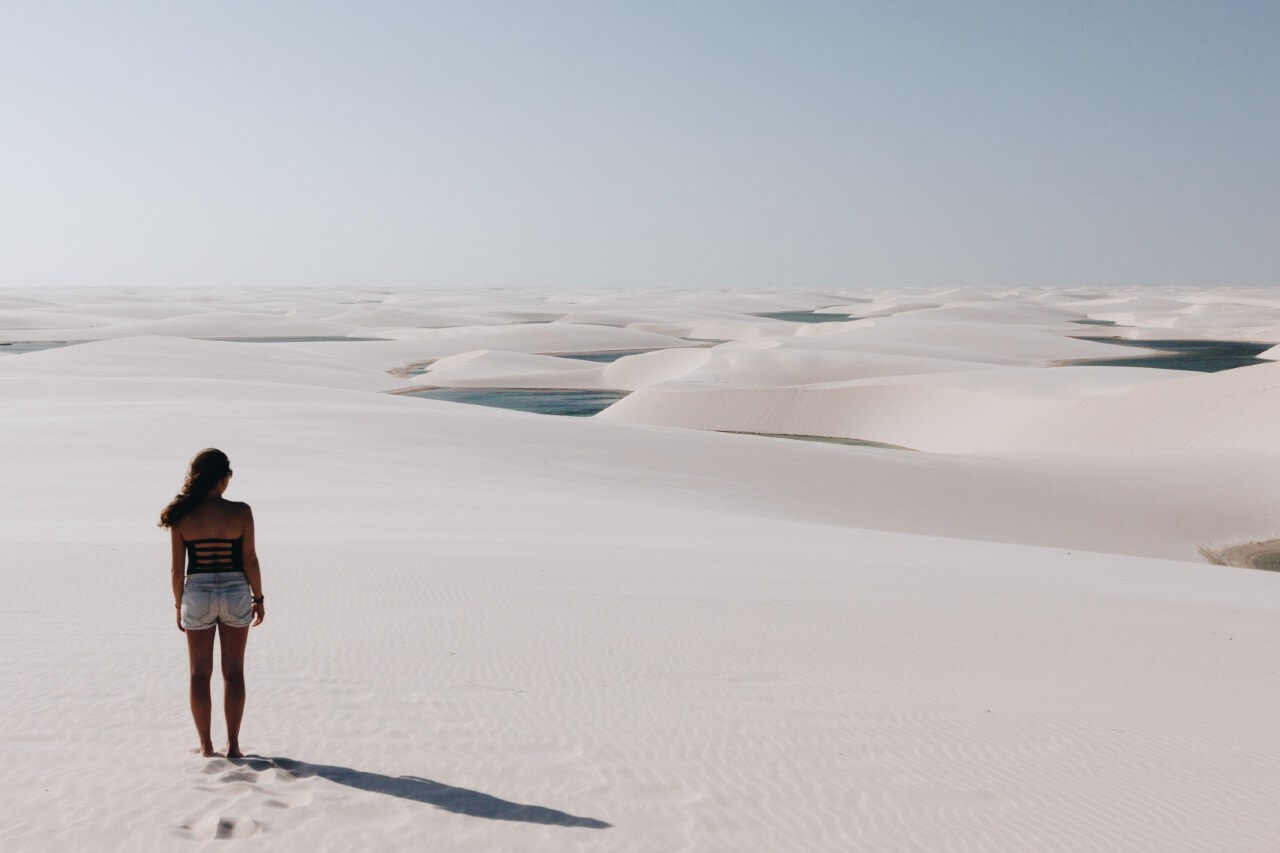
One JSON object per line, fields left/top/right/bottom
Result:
{"left": 233, "top": 501, "right": 256, "bottom": 543}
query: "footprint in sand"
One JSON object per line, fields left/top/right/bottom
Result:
{"left": 262, "top": 790, "right": 315, "bottom": 809}
{"left": 176, "top": 812, "right": 262, "bottom": 841}
{"left": 176, "top": 757, "right": 315, "bottom": 840}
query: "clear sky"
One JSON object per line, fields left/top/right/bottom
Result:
{"left": 1, "top": 1, "right": 1276, "bottom": 289}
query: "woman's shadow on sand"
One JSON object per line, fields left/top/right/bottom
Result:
{"left": 231, "top": 755, "right": 610, "bottom": 829}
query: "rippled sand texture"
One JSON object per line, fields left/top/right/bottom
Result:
{"left": 3, "top": 286, "right": 1280, "bottom": 852}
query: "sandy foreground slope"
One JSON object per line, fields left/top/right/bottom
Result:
{"left": 2, "top": 287, "right": 1280, "bottom": 852}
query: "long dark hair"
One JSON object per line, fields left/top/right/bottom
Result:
{"left": 159, "top": 448, "right": 231, "bottom": 528}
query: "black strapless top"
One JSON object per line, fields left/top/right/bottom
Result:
{"left": 186, "top": 537, "right": 245, "bottom": 574}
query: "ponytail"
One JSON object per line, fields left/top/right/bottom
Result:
{"left": 159, "top": 448, "right": 231, "bottom": 528}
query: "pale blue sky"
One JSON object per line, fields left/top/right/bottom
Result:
{"left": 1, "top": 1, "right": 1276, "bottom": 289}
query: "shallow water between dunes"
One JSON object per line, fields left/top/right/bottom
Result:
{"left": 1065, "top": 337, "right": 1271, "bottom": 372}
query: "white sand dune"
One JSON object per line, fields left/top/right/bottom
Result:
{"left": 600, "top": 360, "right": 1280, "bottom": 452}
{"left": 846, "top": 298, "right": 943, "bottom": 317}
{"left": 3, "top": 373, "right": 1274, "bottom": 558}
{"left": 0, "top": 307, "right": 123, "bottom": 330}
{"left": 371, "top": 321, "right": 691, "bottom": 355}
{"left": 0, "top": 336, "right": 408, "bottom": 390}
{"left": 602, "top": 346, "right": 996, "bottom": 390}
{"left": 885, "top": 301, "right": 1089, "bottom": 326}
{"left": 622, "top": 316, "right": 811, "bottom": 341}
{"left": 777, "top": 315, "right": 1149, "bottom": 364}
{"left": 416, "top": 350, "right": 610, "bottom": 389}
{"left": 3, "top": 286, "right": 1280, "bottom": 852}
{"left": 0, "top": 325, "right": 697, "bottom": 385}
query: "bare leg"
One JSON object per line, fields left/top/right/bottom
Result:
{"left": 185, "top": 627, "right": 218, "bottom": 756}
{"left": 219, "top": 623, "right": 250, "bottom": 758}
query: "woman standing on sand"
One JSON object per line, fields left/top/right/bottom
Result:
{"left": 160, "top": 448, "right": 265, "bottom": 758}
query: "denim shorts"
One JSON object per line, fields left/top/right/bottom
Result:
{"left": 182, "top": 572, "right": 253, "bottom": 630}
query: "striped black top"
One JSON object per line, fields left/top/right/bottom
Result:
{"left": 186, "top": 537, "right": 245, "bottom": 574}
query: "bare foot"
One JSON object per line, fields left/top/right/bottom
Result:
{"left": 199, "top": 744, "right": 221, "bottom": 758}
{"left": 225, "top": 744, "right": 244, "bottom": 759}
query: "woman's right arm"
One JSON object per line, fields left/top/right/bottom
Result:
{"left": 242, "top": 505, "right": 265, "bottom": 626}
{"left": 170, "top": 526, "right": 185, "bottom": 632}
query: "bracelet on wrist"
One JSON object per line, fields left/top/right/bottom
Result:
{"left": 252, "top": 595, "right": 264, "bottom": 604}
